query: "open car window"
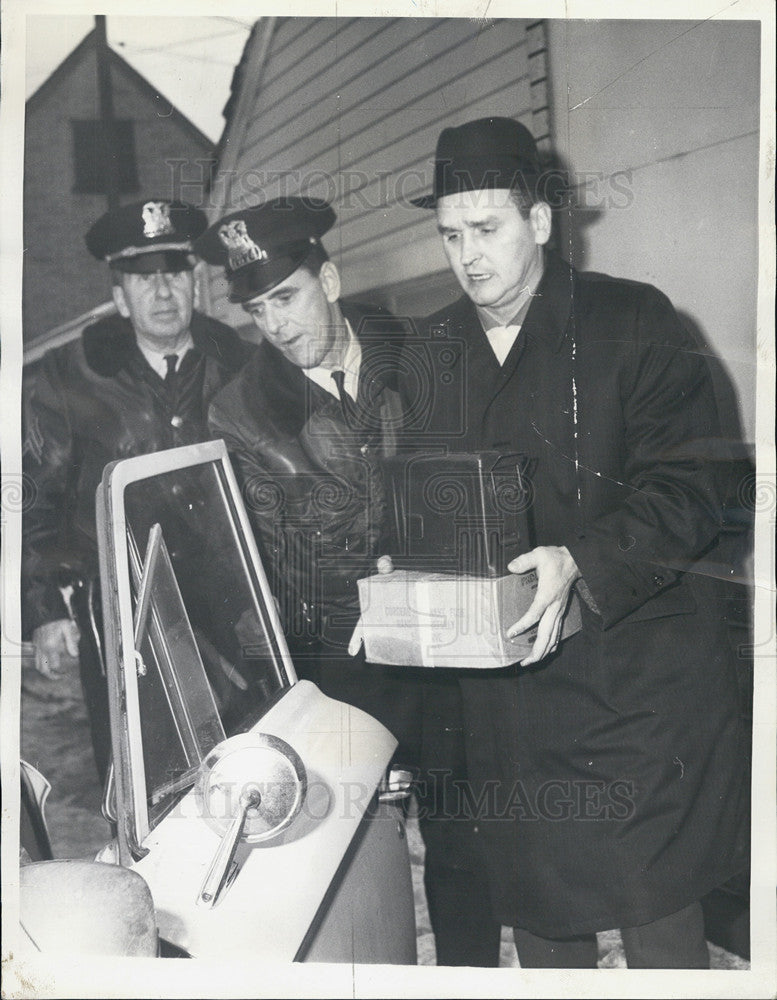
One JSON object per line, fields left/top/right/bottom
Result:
{"left": 97, "top": 441, "right": 297, "bottom": 857}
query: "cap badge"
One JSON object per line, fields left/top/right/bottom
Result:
{"left": 218, "top": 219, "right": 268, "bottom": 271}
{"left": 142, "top": 201, "right": 174, "bottom": 239}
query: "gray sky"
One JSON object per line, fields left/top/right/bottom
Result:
{"left": 25, "top": 15, "right": 253, "bottom": 142}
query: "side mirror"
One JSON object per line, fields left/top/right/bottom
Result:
{"left": 195, "top": 732, "right": 307, "bottom": 909}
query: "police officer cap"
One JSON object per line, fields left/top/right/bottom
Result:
{"left": 85, "top": 199, "right": 207, "bottom": 274}
{"left": 194, "top": 197, "right": 336, "bottom": 303}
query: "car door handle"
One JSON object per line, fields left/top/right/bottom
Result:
{"left": 378, "top": 768, "right": 414, "bottom": 803}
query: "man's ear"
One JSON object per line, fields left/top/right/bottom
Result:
{"left": 318, "top": 261, "right": 341, "bottom": 303}
{"left": 530, "top": 202, "right": 552, "bottom": 247}
{"left": 112, "top": 281, "right": 131, "bottom": 318}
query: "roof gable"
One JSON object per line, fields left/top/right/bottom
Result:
{"left": 27, "top": 27, "right": 213, "bottom": 152}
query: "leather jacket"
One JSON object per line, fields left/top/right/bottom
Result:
{"left": 22, "top": 310, "right": 252, "bottom": 636}
{"left": 208, "top": 301, "right": 407, "bottom": 651}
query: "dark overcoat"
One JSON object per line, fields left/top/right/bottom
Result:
{"left": 410, "top": 253, "right": 748, "bottom": 937}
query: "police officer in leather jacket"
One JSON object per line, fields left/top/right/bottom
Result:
{"left": 200, "top": 198, "right": 414, "bottom": 738}
{"left": 22, "top": 199, "right": 251, "bottom": 782}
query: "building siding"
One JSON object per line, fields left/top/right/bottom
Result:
{"left": 208, "top": 17, "right": 545, "bottom": 328}
{"left": 546, "top": 19, "right": 759, "bottom": 443}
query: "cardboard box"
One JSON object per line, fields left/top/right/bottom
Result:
{"left": 356, "top": 569, "right": 582, "bottom": 669}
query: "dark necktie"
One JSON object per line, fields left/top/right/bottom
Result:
{"left": 164, "top": 353, "right": 178, "bottom": 384}
{"left": 332, "top": 367, "right": 382, "bottom": 454}
{"left": 163, "top": 353, "right": 178, "bottom": 383}
{"left": 163, "top": 354, "right": 178, "bottom": 394}
{"left": 331, "top": 369, "right": 355, "bottom": 424}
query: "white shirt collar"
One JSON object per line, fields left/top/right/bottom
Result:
{"left": 303, "top": 319, "right": 361, "bottom": 401}
{"left": 485, "top": 325, "right": 522, "bottom": 366}
{"left": 476, "top": 269, "right": 543, "bottom": 365}
{"left": 136, "top": 334, "right": 194, "bottom": 379}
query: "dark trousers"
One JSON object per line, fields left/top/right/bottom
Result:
{"left": 415, "top": 674, "right": 502, "bottom": 967}
{"left": 78, "top": 631, "right": 111, "bottom": 786}
{"left": 513, "top": 901, "right": 709, "bottom": 969}
{"left": 423, "top": 847, "right": 502, "bottom": 966}
{"left": 73, "top": 584, "right": 111, "bottom": 787}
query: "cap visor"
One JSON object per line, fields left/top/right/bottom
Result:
{"left": 112, "top": 250, "right": 195, "bottom": 273}
{"left": 228, "top": 251, "right": 308, "bottom": 304}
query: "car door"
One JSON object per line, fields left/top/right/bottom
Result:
{"left": 96, "top": 439, "right": 416, "bottom": 963}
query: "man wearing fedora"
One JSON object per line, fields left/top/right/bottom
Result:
{"left": 404, "top": 117, "right": 748, "bottom": 967}
{"left": 22, "top": 198, "right": 250, "bottom": 781}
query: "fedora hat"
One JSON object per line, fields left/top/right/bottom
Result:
{"left": 412, "top": 117, "right": 549, "bottom": 209}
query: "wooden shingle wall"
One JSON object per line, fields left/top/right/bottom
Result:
{"left": 208, "top": 18, "right": 546, "bottom": 325}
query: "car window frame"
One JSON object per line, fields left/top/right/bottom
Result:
{"left": 96, "top": 439, "right": 297, "bottom": 859}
